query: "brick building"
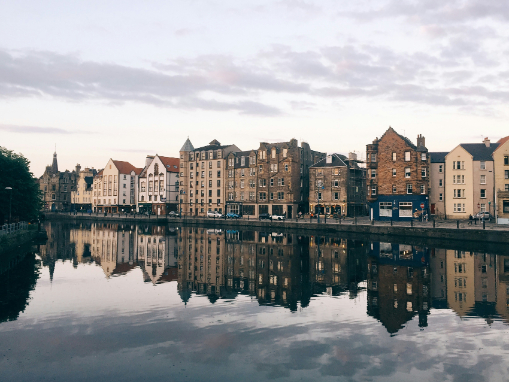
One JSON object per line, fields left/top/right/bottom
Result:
{"left": 309, "top": 153, "right": 366, "bottom": 217}
{"left": 367, "top": 127, "right": 430, "bottom": 221}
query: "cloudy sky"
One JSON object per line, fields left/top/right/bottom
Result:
{"left": 2, "top": 0, "right": 509, "bottom": 176}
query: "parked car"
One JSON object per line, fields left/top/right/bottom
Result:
{"left": 207, "top": 211, "right": 223, "bottom": 218}
{"left": 168, "top": 211, "right": 180, "bottom": 217}
{"left": 271, "top": 214, "right": 285, "bottom": 221}
{"left": 474, "top": 212, "right": 492, "bottom": 220}
{"left": 259, "top": 213, "right": 272, "bottom": 220}
{"left": 226, "top": 212, "right": 240, "bottom": 219}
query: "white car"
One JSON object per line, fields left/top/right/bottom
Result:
{"left": 207, "top": 211, "right": 223, "bottom": 218}
{"left": 271, "top": 214, "right": 285, "bottom": 221}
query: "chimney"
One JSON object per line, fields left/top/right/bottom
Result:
{"left": 145, "top": 155, "right": 154, "bottom": 167}
{"left": 326, "top": 154, "right": 332, "bottom": 164}
{"left": 349, "top": 152, "right": 357, "bottom": 161}
{"left": 76, "top": 163, "right": 81, "bottom": 174}
{"left": 483, "top": 137, "right": 490, "bottom": 147}
{"left": 417, "top": 134, "right": 425, "bottom": 148}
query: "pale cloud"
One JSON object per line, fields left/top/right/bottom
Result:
{"left": 0, "top": 124, "right": 93, "bottom": 134}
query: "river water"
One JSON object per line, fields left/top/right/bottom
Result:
{"left": 1, "top": 221, "right": 509, "bottom": 381}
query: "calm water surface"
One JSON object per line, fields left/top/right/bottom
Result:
{"left": 1, "top": 221, "right": 509, "bottom": 382}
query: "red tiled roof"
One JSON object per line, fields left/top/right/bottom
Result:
{"left": 112, "top": 160, "right": 139, "bottom": 174}
{"left": 96, "top": 169, "right": 104, "bottom": 176}
{"left": 496, "top": 136, "right": 509, "bottom": 151}
{"left": 159, "top": 156, "right": 179, "bottom": 172}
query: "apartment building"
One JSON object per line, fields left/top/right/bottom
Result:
{"left": 93, "top": 159, "right": 141, "bottom": 213}
{"left": 225, "top": 150, "right": 258, "bottom": 216}
{"left": 444, "top": 138, "right": 498, "bottom": 219}
{"left": 493, "top": 136, "right": 509, "bottom": 224}
{"left": 71, "top": 164, "right": 97, "bottom": 212}
{"left": 39, "top": 151, "right": 77, "bottom": 212}
{"left": 309, "top": 153, "right": 366, "bottom": 217}
{"left": 429, "top": 152, "right": 447, "bottom": 218}
{"left": 367, "top": 127, "right": 430, "bottom": 221}
{"left": 137, "top": 155, "right": 180, "bottom": 215}
{"left": 179, "top": 139, "right": 240, "bottom": 216}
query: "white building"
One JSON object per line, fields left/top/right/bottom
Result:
{"left": 137, "top": 155, "right": 180, "bottom": 215}
{"left": 93, "top": 159, "right": 141, "bottom": 213}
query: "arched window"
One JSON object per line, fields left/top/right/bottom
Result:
{"left": 154, "top": 163, "right": 159, "bottom": 174}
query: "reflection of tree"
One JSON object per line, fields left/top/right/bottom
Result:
{"left": 0, "top": 253, "right": 41, "bottom": 323}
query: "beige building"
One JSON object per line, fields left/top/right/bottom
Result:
{"left": 444, "top": 138, "right": 498, "bottom": 219}
{"left": 493, "top": 136, "right": 509, "bottom": 224}
{"left": 309, "top": 153, "right": 365, "bottom": 217}
{"left": 179, "top": 139, "right": 240, "bottom": 216}
{"left": 446, "top": 250, "right": 475, "bottom": 317}
{"left": 71, "top": 165, "right": 97, "bottom": 212}
{"left": 429, "top": 152, "right": 447, "bottom": 218}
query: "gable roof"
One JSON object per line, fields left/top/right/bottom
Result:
{"left": 112, "top": 160, "right": 139, "bottom": 174}
{"left": 180, "top": 138, "right": 195, "bottom": 152}
{"left": 429, "top": 152, "right": 448, "bottom": 163}
{"left": 159, "top": 156, "right": 179, "bottom": 172}
{"left": 460, "top": 143, "right": 499, "bottom": 161}
{"left": 382, "top": 127, "right": 417, "bottom": 150}
{"left": 495, "top": 136, "right": 509, "bottom": 151}
{"left": 310, "top": 153, "right": 348, "bottom": 168}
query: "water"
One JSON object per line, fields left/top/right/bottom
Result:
{"left": 1, "top": 221, "right": 509, "bottom": 382}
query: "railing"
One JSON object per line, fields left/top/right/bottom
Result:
{"left": 0, "top": 222, "right": 28, "bottom": 236}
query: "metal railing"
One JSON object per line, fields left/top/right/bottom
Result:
{"left": 0, "top": 222, "right": 28, "bottom": 236}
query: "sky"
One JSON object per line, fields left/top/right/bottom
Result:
{"left": 1, "top": 0, "right": 509, "bottom": 177}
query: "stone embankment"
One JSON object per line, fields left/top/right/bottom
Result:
{"left": 46, "top": 213, "right": 509, "bottom": 253}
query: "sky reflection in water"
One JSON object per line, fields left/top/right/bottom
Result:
{"left": 1, "top": 221, "right": 509, "bottom": 382}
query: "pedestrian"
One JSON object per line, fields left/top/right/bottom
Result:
{"left": 298, "top": 211, "right": 302, "bottom": 219}
{"left": 468, "top": 214, "right": 473, "bottom": 225}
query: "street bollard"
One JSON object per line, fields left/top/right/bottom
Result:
{"left": 354, "top": 217, "right": 357, "bottom": 225}
{"left": 371, "top": 219, "right": 374, "bottom": 225}
{"left": 390, "top": 219, "right": 393, "bottom": 226}
{"left": 457, "top": 220, "right": 459, "bottom": 229}
{"left": 483, "top": 219, "right": 485, "bottom": 230}
{"left": 411, "top": 220, "right": 413, "bottom": 227}
{"left": 433, "top": 219, "right": 435, "bottom": 228}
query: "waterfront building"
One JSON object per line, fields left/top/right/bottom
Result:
{"left": 444, "top": 138, "right": 498, "bottom": 219}
{"left": 38, "top": 151, "right": 77, "bottom": 212}
{"left": 308, "top": 153, "right": 366, "bottom": 217}
{"left": 429, "top": 152, "right": 447, "bottom": 218}
{"left": 71, "top": 165, "right": 97, "bottom": 212}
{"left": 225, "top": 150, "right": 258, "bottom": 216}
{"left": 92, "top": 169, "right": 103, "bottom": 213}
{"left": 137, "top": 155, "right": 180, "bottom": 215}
{"left": 179, "top": 139, "right": 240, "bottom": 216}
{"left": 366, "top": 127, "right": 430, "bottom": 221}
{"left": 493, "top": 136, "right": 509, "bottom": 224}
{"left": 93, "top": 159, "right": 142, "bottom": 213}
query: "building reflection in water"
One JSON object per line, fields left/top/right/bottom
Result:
{"left": 34, "top": 221, "right": 509, "bottom": 331}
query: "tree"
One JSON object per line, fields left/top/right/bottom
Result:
{"left": 0, "top": 147, "right": 43, "bottom": 224}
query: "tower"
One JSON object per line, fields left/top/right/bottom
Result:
{"left": 179, "top": 138, "right": 194, "bottom": 215}
{"left": 51, "top": 150, "right": 58, "bottom": 173}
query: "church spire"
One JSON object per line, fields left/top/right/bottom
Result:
{"left": 51, "top": 148, "right": 58, "bottom": 173}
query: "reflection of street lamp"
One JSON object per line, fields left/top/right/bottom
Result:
{"left": 5, "top": 187, "right": 12, "bottom": 224}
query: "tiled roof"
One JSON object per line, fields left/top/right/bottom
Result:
{"left": 112, "top": 160, "right": 140, "bottom": 174}
{"left": 460, "top": 143, "right": 499, "bottom": 161}
{"left": 310, "top": 153, "right": 348, "bottom": 168}
{"left": 495, "top": 136, "right": 509, "bottom": 151}
{"left": 429, "top": 152, "right": 448, "bottom": 163}
{"left": 159, "top": 156, "right": 179, "bottom": 172}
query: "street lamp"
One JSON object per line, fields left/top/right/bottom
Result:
{"left": 5, "top": 187, "right": 12, "bottom": 224}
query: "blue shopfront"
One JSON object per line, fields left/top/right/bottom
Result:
{"left": 369, "top": 195, "right": 429, "bottom": 221}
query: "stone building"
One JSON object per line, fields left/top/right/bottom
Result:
{"left": 137, "top": 155, "right": 180, "bottom": 215}
{"left": 309, "top": 153, "right": 366, "bottom": 217}
{"left": 39, "top": 151, "right": 77, "bottom": 212}
{"left": 225, "top": 150, "right": 258, "bottom": 216}
{"left": 429, "top": 152, "right": 447, "bottom": 218}
{"left": 71, "top": 165, "right": 97, "bottom": 212}
{"left": 367, "top": 127, "right": 429, "bottom": 221}
{"left": 179, "top": 139, "right": 240, "bottom": 216}
{"left": 444, "top": 138, "right": 498, "bottom": 219}
{"left": 493, "top": 136, "right": 509, "bottom": 224}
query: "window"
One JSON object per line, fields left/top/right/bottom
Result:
{"left": 503, "top": 200, "right": 509, "bottom": 213}
{"left": 439, "top": 193, "right": 443, "bottom": 201}
{"left": 421, "top": 167, "right": 426, "bottom": 178}
{"left": 392, "top": 168, "right": 396, "bottom": 177}
{"left": 392, "top": 152, "right": 396, "bottom": 161}
{"left": 371, "top": 153, "right": 377, "bottom": 162}
{"left": 439, "top": 164, "right": 443, "bottom": 173}
{"left": 421, "top": 153, "right": 426, "bottom": 161}
{"left": 453, "top": 203, "right": 466, "bottom": 213}
{"left": 371, "top": 186, "right": 376, "bottom": 196}
{"left": 454, "top": 161, "right": 465, "bottom": 170}
{"left": 270, "top": 192, "right": 274, "bottom": 200}
{"left": 480, "top": 189, "right": 486, "bottom": 198}
{"left": 259, "top": 192, "right": 266, "bottom": 201}
{"left": 318, "top": 192, "right": 322, "bottom": 200}
{"left": 454, "top": 189, "right": 465, "bottom": 198}
{"left": 399, "top": 202, "right": 412, "bottom": 217}
{"left": 371, "top": 169, "right": 377, "bottom": 178}
{"left": 392, "top": 185, "right": 397, "bottom": 193}
{"left": 278, "top": 178, "right": 285, "bottom": 186}
{"left": 209, "top": 180, "right": 212, "bottom": 187}
{"left": 270, "top": 178, "right": 274, "bottom": 186}
{"left": 284, "top": 164, "right": 288, "bottom": 172}
{"left": 405, "top": 152, "right": 410, "bottom": 161}
{"left": 405, "top": 167, "right": 411, "bottom": 178}
{"left": 240, "top": 180, "right": 244, "bottom": 189}
{"left": 420, "top": 185, "right": 425, "bottom": 194}
{"left": 333, "top": 180, "right": 339, "bottom": 187}
{"left": 504, "top": 156, "right": 509, "bottom": 165}
{"left": 334, "top": 192, "right": 339, "bottom": 200}
{"left": 506, "top": 185, "right": 509, "bottom": 191}
{"left": 505, "top": 170, "right": 509, "bottom": 179}
{"left": 480, "top": 175, "right": 486, "bottom": 184}
{"left": 277, "top": 192, "right": 284, "bottom": 200}
{"left": 439, "top": 179, "right": 443, "bottom": 187}
{"left": 406, "top": 184, "right": 412, "bottom": 194}
{"left": 270, "top": 164, "right": 278, "bottom": 172}
{"left": 480, "top": 161, "right": 486, "bottom": 170}
{"left": 259, "top": 179, "right": 266, "bottom": 187}
{"left": 380, "top": 202, "right": 392, "bottom": 217}
{"left": 480, "top": 203, "right": 486, "bottom": 212}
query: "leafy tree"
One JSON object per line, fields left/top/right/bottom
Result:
{"left": 0, "top": 147, "right": 43, "bottom": 224}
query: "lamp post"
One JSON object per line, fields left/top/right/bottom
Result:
{"left": 5, "top": 187, "right": 12, "bottom": 224}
